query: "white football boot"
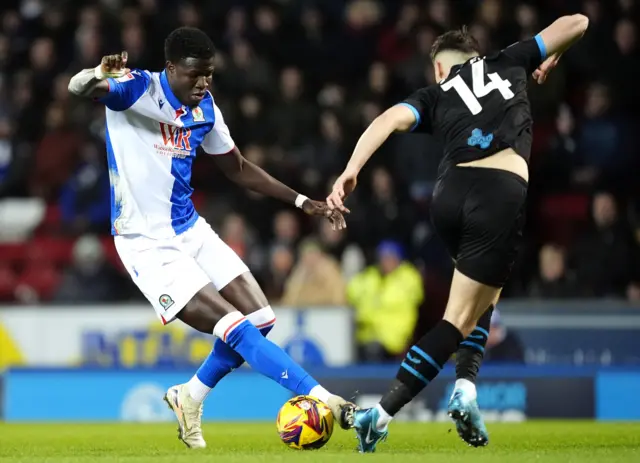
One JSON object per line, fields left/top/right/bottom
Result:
{"left": 326, "top": 395, "right": 357, "bottom": 429}
{"left": 163, "top": 384, "right": 206, "bottom": 449}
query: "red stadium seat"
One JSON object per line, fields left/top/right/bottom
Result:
{"left": 538, "top": 193, "right": 590, "bottom": 245}
{"left": 0, "top": 242, "right": 29, "bottom": 267}
{"left": 16, "top": 264, "right": 62, "bottom": 301}
{"left": 0, "top": 265, "right": 17, "bottom": 301}
{"left": 540, "top": 194, "right": 590, "bottom": 221}
{"left": 25, "top": 237, "right": 75, "bottom": 266}
{"left": 34, "top": 204, "right": 62, "bottom": 235}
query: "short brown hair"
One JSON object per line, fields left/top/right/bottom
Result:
{"left": 430, "top": 26, "right": 480, "bottom": 62}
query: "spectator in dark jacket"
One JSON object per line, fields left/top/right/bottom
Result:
{"left": 570, "top": 192, "right": 639, "bottom": 297}
{"left": 485, "top": 310, "right": 525, "bottom": 363}
{"left": 528, "top": 244, "right": 580, "bottom": 299}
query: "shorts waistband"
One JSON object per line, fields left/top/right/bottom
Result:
{"left": 450, "top": 165, "right": 528, "bottom": 189}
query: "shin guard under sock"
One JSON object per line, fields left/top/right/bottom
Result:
{"left": 455, "top": 305, "right": 494, "bottom": 383}
{"left": 380, "top": 320, "right": 463, "bottom": 416}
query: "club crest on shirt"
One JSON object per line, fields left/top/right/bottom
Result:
{"left": 159, "top": 294, "right": 174, "bottom": 311}
{"left": 192, "top": 107, "right": 205, "bottom": 122}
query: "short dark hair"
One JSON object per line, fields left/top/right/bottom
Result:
{"left": 164, "top": 27, "right": 216, "bottom": 63}
{"left": 430, "top": 26, "right": 480, "bottom": 62}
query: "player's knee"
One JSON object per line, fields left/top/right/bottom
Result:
{"left": 444, "top": 311, "right": 477, "bottom": 338}
{"left": 246, "top": 305, "right": 276, "bottom": 334}
{"left": 178, "top": 301, "right": 217, "bottom": 333}
{"left": 442, "top": 295, "right": 481, "bottom": 337}
{"left": 443, "top": 299, "right": 486, "bottom": 337}
{"left": 180, "top": 290, "right": 230, "bottom": 334}
{"left": 444, "top": 270, "right": 501, "bottom": 336}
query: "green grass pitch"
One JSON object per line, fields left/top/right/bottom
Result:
{"left": 0, "top": 421, "right": 638, "bottom": 462}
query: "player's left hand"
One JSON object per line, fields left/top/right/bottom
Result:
{"left": 301, "top": 200, "right": 348, "bottom": 231}
{"left": 532, "top": 53, "right": 561, "bottom": 84}
{"left": 327, "top": 170, "right": 358, "bottom": 213}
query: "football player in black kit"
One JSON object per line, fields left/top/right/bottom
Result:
{"left": 327, "top": 14, "right": 589, "bottom": 452}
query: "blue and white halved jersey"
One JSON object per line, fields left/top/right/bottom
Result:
{"left": 100, "top": 69, "right": 235, "bottom": 238}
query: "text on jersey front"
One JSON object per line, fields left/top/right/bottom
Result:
{"left": 155, "top": 123, "right": 192, "bottom": 159}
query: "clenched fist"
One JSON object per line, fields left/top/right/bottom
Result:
{"left": 98, "top": 51, "right": 130, "bottom": 79}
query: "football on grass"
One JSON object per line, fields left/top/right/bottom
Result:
{"left": 276, "top": 395, "right": 334, "bottom": 450}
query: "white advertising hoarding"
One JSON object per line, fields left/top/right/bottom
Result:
{"left": 0, "top": 305, "right": 354, "bottom": 368}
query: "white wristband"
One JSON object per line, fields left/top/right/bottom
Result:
{"left": 94, "top": 64, "right": 126, "bottom": 80}
{"left": 295, "top": 194, "right": 309, "bottom": 209}
{"left": 94, "top": 65, "right": 106, "bottom": 80}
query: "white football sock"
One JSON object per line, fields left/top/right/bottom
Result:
{"left": 187, "top": 375, "right": 212, "bottom": 402}
{"left": 375, "top": 403, "right": 393, "bottom": 431}
{"left": 308, "top": 385, "right": 331, "bottom": 404}
{"left": 453, "top": 378, "right": 477, "bottom": 401}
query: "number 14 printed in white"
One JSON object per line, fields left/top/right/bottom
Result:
{"left": 441, "top": 59, "right": 514, "bottom": 115}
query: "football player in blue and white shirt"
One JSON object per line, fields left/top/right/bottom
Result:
{"left": 69, "top": 27, "right": 354, "bottom": 448}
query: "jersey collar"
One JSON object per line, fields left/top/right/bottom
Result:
{"left": 160, "top": 70, "right": 183, "bottom": 111}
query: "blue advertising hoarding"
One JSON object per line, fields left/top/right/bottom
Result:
{"left": 595, "top": 372, "right": 640, "bottom": 420}
{"left": 4, "top": 365, "right": 638, "bottom": 422}
{"left": 3, "top": 368, "right": 290, "bottom": 422}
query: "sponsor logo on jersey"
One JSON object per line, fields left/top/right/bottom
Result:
{"left": 155, "top": 123, "right": 193, "bottom": 159}
{"left": 467, "top": 128, "right": 494, "bottom": 149}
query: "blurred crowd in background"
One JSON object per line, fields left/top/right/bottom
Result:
{"left": 0, "top": 0, "right": 640, "bottom": 354}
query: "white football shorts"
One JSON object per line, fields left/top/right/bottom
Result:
{"left": 114, "top": 216, "right": 250, "bottom": 324}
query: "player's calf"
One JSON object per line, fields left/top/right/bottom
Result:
{"left": 450, "top": 326, "right": 491, "bottom": 448}
{"left": 355, "top": 270, "right": 499, "bottom": 452}
{"left": 455, "top": 304, "right": 493, "bottom": 385}
{"left": 378, "top": 320, "right": 464, "bottom": 422}
{"left": 177, "top": 285, "right": 355, "bottom": 427}
{"left": 214, "top": 311, "right": 355, "bottom": 429}
{"left": 352, "top": 320, "right": 462, "bottom": 452}
{"left": 351, "top": 320, "right": 463, "bottom": 453}
{"left": 443, "top": 274, "right": 499, "bottom": 448}
{"left": 185, "top": 306, "right": 276, "bottom": 403}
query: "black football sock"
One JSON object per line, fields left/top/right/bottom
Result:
{"left": 455, "top": 304, "right": 494, "bottom": 383}
{"left": 379, "top": 320, "right": 463, "bottom": 417}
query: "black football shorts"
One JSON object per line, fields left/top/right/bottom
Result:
{"left": 430, "top": 165, "right": 528, "bottom": 288}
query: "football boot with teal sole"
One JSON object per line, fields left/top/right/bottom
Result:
{"left": 448, "top": 389, "right": 489, "bottom": 447}
{"left": 353, "top": 408, "right": 388, "bottom": 453}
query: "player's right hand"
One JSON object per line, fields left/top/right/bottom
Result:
{"left": 99, "top": 51, "right": 129, "bottom": 78}
{"left": 327, "top": 171, "right": 357, "bottom": 213}
{"left": 532, "top": 52, "right": 561, "bottom": 84}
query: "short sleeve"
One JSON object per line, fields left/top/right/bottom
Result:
{"left": 499, "top": 36, "right": 546, "bottom": 74}
{"left": 201, "top": 103, "right": 235, "bottom": 155}
{"left": 399, "top": 85, "right": 438, "bottom": 133}
{"left": 99, "top": 69, "right": 151, "bottom": 112}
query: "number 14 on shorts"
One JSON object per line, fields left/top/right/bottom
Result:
{"left": 442, "top": 58, "right": 515, "bottom": 115}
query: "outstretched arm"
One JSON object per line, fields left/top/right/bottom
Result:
{"left": 342, "top": 105, "right": 417, "bottom": 176}
{"left": 537, "top": 14, "right": 589, "bottom": 58}
{"left": 213, "top": 147, "right": 301, "bottom": 205}
{"left": 213, "top": 148, "right": 347, "bottom": 229}
{"left": 204, "top": 102, "right": 346, "bottom": 228}
{"left": 326, "top": 104, "right": 418, "bottom": 211}
{"left": 533, "top": 15, "right": 589, "bottom": 83}
{"left": 68, "top": 52, "right": 129, "bottom": 99}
